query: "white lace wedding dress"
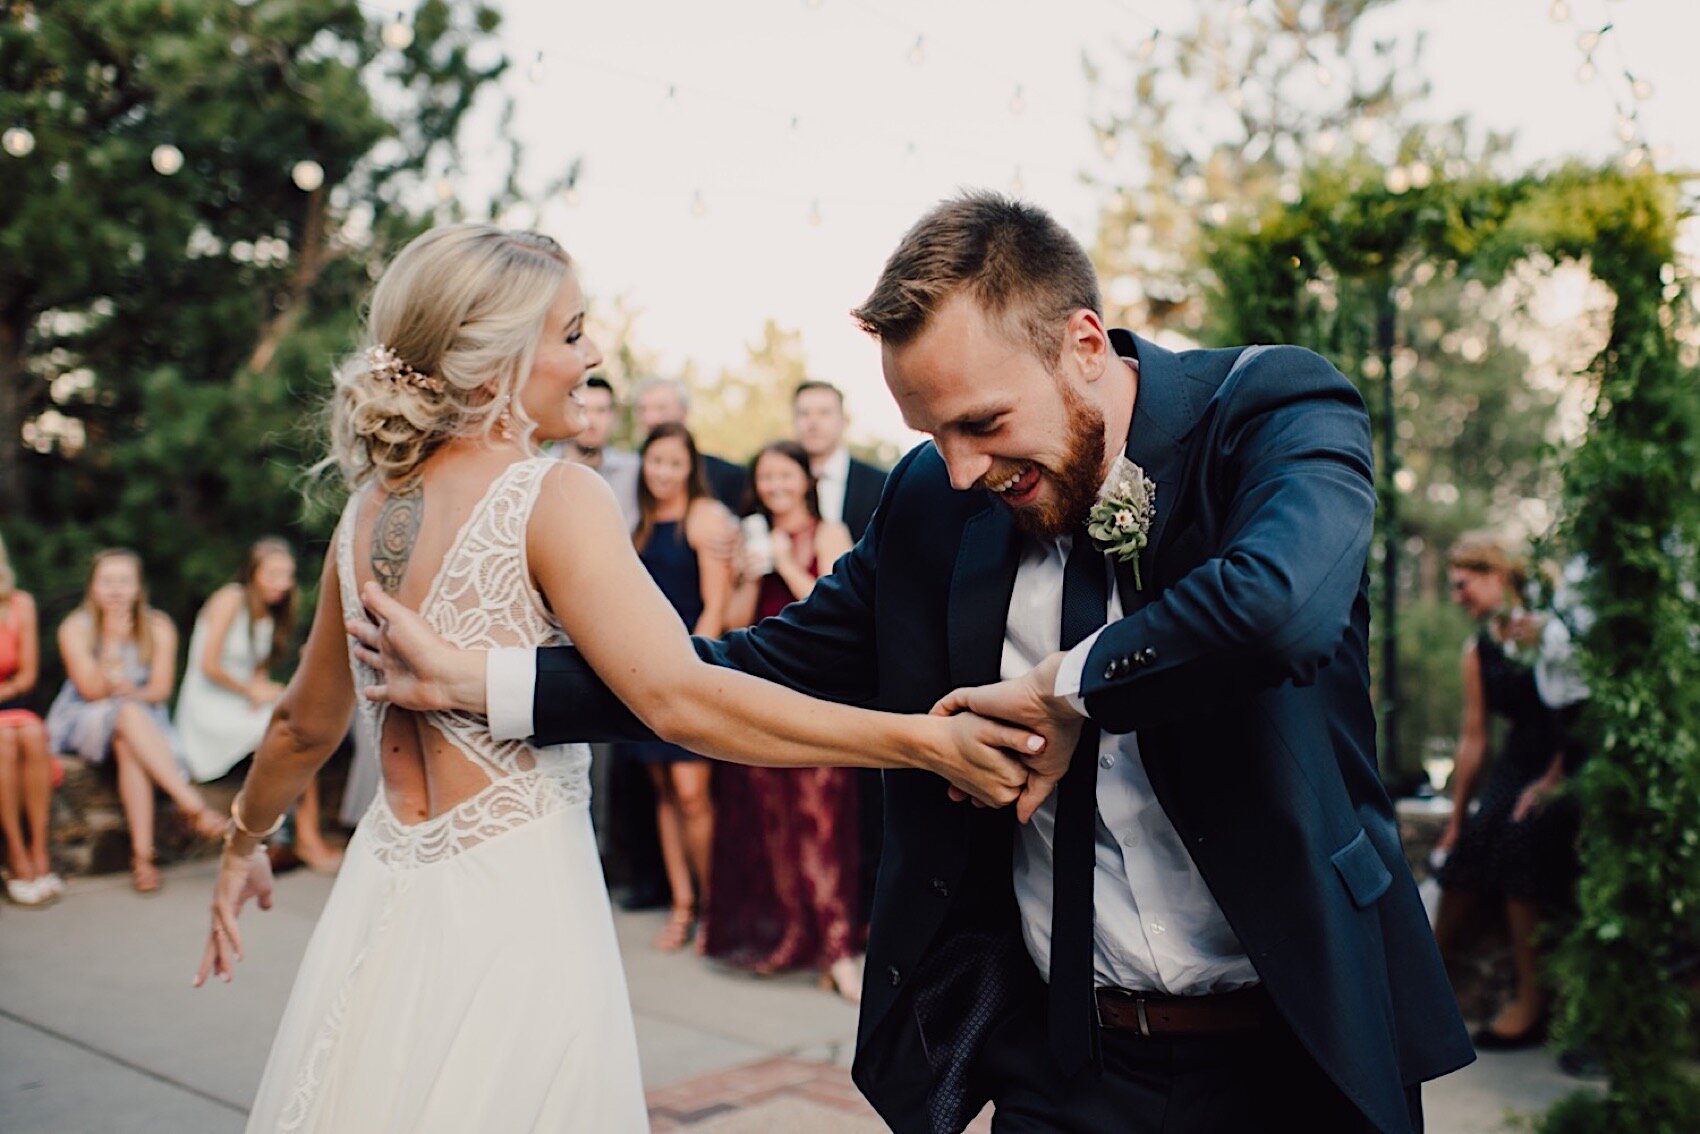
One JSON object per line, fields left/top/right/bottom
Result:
{"left": 245, "top": 459, "right": 648, "bottom": 1133}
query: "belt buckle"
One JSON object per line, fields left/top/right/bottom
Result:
{"left": 1134, "top": 996, "right": 1152, "bottom": 1038}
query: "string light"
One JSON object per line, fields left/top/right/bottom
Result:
{"left": 564, "top": 185, "right": 582, "bottom": 207}
{"left": 435, "top": 178, "right": 455, "bottom": 203}
{"left": 2, "top": 126, "right": 34, "bottom": 157}
{"left": 1576, "top": 28, "right": 1604, "bottom": 53}
{"left": 1312, "top": 62, "right": 1334, "bottom": 87}
{"left": 908, "top": 36, "right": 926, "bottom": 66}
{"left": 1010, "top": 166, "right": 1025, "bottom": 196}
{"left": 1008, "top": 84, "right": 1027, "bottom": 115}
{"left": 1314, "top": 129, "right": 1338, "bottom": 156}
{"left": 1135, "top": 31, "right": 1158, "bottom": 61}
{"left": 381, "top": 19, "right": 414, "bottom": 51}
{"left": 527, "top": 52, "right": 548, "bottom": 83}
{"left": 291, "top": 159, "right": 325, "bottom": 192}
{"left": 1099, "top": 132, "right": 1120, "bottom": 159}
{"left": 151, "top": 144, "right": 184, "bottom": 175}
{"left": 1616, "top": 115, "right": 1639, "bottom": 143}
{"left": 807, "top": 198, "right": 823, "bottom": 226}
{"left": 1630, "top": 75, "right": 1654, "bottom": 101}
{"left": 1225, "top": 88, "right": 1245, "bottom": 111}
{"left": 1384, "top": 165, "right": 1411, "bottom": 194}
{"left": 661, "top": 85, "right": 679, "bottom": 115}
{"left": 1549, "top": 0, "right": 1570, "bottom": 22}
{"left": 690, "top": 189, "right": 707, "bottom": 218}
{"left": 1407, "top": 161, "right": 1433, "bottom": 189}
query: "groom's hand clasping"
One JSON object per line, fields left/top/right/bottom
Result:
{"left": 347, "top": 581, "right": 488, "bottom": 714}
{"left": 933, "top": 651, "right": 1084, "bottom": 824}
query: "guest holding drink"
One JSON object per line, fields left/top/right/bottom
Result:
{"left": 618, "top": 423, "right": 734, "bottom": 950}
{"left": 0, "top": 533, "right": 58, "bottom": 906}
{"left": 710, "top": 441, "right": 862, "bottom": 998}
{"left": 45, "top": 550, "right": 225, "bottom": 893}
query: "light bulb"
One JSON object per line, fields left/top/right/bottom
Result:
{"left": 1550, "top": 0, "right": 1570, "bottom": 22}
{"left": 1408, "top": 161, "right": 1433, "bottom": 188}
{"left": 1617, "top": 116, "right": 1638, "bottom": 143}
{"left": 1577, "top": 60, "right": 1596, "bottom": 83}
{"left": 1384, "top": 166, "right": 1411, "bottom": 194}
{"left": 2, "top": 126, "right": 35, "bottom": 157}
{"left": 381, "top": 19, "right": 414, "bottom": 51}
{"left": 908, "top": 36, "right": 925, "bottom": 66}
{"left": 527, "top": 53, "right": 547, "bottom": 83}
{"left": 291, "top": 159, "right": 325, "bottom": 192}
{"left": 1577, "top": 30, "right": 1601, "bottom": 52}
{"left": 661, "top": 85, "right": 679, "bottom": 115}
{"left": 1313, "top": 63, "right": 1333, "bottom": 87}
{"left": 808, "top": 199, "right": 823, "bottom": 226}
{"left": 151, "top": 144, "right": 184, "bottom": 175}
{"left": 690, "top": 190, "right": 707, "bottom": 218}
{"left": 1136, "top": 32, "right": 1158, "bottom": 61}
{"left": 1631, "top": 77, "right": 1654, "bottom": 101}
{"left": 1008, "top": 85, "right": 1026, "bottom": 115}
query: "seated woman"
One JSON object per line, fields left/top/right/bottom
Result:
{"left": 1433, "top": 533, "right": 1587, "bottom": 1050}
{"left": 708, "top": 441, "right": 862, "bottom": 1000}
{"left": 45, "top": 549, "right": 225, "bottom": 892}
{"left": 175, "top": 539, "right": 340, "bottom": 871}
{"left": 0, "top": 532, "right": 58, "bottom": 906}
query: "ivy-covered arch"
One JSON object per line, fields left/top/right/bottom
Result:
{"left": 1201, "top": 162, "right": 1700, "bottom": 1131}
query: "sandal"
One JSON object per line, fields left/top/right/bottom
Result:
{"left": 179, "top": 801, "right": 228, "bottom": 841}
{"left": 131, "top": 852, "right": 161, "bottom": 895}
{"left": 653, "top": 905, "right": 695, "bottom": 952}
{"left": 751, "top": 927, "right": 809, "bottom": 976}
{"left": 821, "top": 956, "right": 864, "bottom": 1004}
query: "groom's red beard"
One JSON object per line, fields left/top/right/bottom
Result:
{"left": 985, "top": 381, "right": 1107, "bottom": 540}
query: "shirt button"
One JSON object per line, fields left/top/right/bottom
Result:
{"left": 1123, "top": 832, "right": 1140, "bottom": 848}
{"left": 887, "top": 965, "right": 902, "bottom": 987}
{"left": 1099, "top": 754, "right": 1115, "bottom": 770}
{"left": 1150, "top": 921, "right": 1167, "bottom": 935}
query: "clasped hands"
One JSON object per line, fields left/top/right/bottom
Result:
{"left": 344, "top": 581, "right": 1085, "bottom": 824}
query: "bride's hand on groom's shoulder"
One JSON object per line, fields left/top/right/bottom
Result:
{"left": 932, "top": 653, "right": 1084, "bottom": 824}
{"left": 347, "top": 582, "right": 487, "bottom": 714}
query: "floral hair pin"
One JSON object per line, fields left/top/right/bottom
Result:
{"left": 1086, "top": 455, "right": 1157, "bottom": 589}
{"left": 367, "top": 344, "right": 446, "bottom": 393}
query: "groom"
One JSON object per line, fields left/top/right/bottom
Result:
{"left": 351, "top": 193, "right": 1471, "bottom": 1132}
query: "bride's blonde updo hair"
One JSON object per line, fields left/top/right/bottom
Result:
{"left": 326, "top": 223, "right": 573, "bottom": 489}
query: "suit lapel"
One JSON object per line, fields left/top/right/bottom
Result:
{"left": 948, "top": 501, "right": 1022, "bottom": 688}
{"left": 1109, "top": 330, "right": 1205, "bottom": 612}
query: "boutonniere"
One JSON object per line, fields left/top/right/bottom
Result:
{"left": 1086, "top": 455, "right": 1157, "bottom": 589}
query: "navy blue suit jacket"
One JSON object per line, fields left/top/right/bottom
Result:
{"left": 530, "top": 332, "right": 1473, "bottom": 1133}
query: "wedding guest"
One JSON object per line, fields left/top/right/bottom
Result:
{"left": 555, "top": 376, "right": 640, "bottom": 529}
{"left": 791, "top": 381, "right": 886, "bottom": 541}
{"left": 633, "top": 376, "right": 747, "bottom": 511}
{"left": 45, "top": 549, "right": 226, "bottom": 893}
{"left": 175, "top": 539, "right": 341, "bottom": 871}
{"left": 0, "top": 533, "right": 58, "bottom": 907}
{"left": 1433, "top": 533, "right": 1587, "bottom": 1050}
{"left": 710, "top": 442, "right": 862, "bottom": 998}
{"left": 618, "top": 422, "right": 733, "bottom": 949}
{"left": 791, "top": 379, "right": 889, "bottom": 924}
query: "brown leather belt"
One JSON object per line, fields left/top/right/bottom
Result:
{"left": 1094, "top": 986, "right": 1271, "bottom": 1037}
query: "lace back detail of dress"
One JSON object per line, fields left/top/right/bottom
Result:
{"left": 337, "top": 458, "right": 590, "bottom": 867}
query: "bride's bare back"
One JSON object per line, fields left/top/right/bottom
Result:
{"left": 342, "top": 447, "right": 576, "bottom": 830}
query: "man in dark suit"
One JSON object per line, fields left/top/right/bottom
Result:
{"left": 352, "top": 193, "right": 1472, "bottom": 1132}
{"left": 633, "top": 375, "right": 747, "bottom": 512}
{"left": 792, "top": 379, "right": 888, "bottom": 542}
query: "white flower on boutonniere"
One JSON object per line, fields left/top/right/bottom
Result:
{"left": 1086, "top": 455, "right": 1157, "bottom": 589}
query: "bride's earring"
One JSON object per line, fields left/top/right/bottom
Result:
{"left": 496, "top": 398, "right": 515, "bottom": 442}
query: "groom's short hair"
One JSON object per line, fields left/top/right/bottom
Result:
{"left": 851, "top": 191, "right": 1101, "bottom": 366}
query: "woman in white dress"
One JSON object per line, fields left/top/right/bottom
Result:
{"left": 192, "top": 223, "right": 1039, "bottom": 1133}
{"left": 176, "top": 540, "right": 342, "bottom": 871}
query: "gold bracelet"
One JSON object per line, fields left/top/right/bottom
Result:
{"left": 230, "top": 795, "right": 285, "bottom": 840}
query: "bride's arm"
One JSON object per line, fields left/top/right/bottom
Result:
{"left": 198, "top": 540, "right": 357, "bottom": 986}
{"left": 529, "top": 463, "right": 1036, "bottom": 794}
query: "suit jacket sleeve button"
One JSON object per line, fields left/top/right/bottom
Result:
{"left": 888, "top": 965, "right": 903, "bottom": 987}
{"left": 1138, "top": 647, "right": 1158, "bottom": 665}
{"left": 1103, "top": 662, "right": 1118, "bottom": 681}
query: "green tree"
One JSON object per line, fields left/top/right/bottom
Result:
{"left": 0, "top": 0, "right": 509, "bottom": 655}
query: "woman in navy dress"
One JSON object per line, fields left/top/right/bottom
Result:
{"left": 619, "top": 423, "right": 732, "bottom": 950}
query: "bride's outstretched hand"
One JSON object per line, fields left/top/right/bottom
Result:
{"left": 932, "top": 652, "right": 1084, "bottom": 824}
{"left": 194, "top": 843, "right": 275, "bottom": 987}
{"left": 347, "top": 581, "right": 486, "bottom": 714}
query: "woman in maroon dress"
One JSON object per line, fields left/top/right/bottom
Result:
{"left": 707, "top": 441, "right": 862, "bottom": 1000}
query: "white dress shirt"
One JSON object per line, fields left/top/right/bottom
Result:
{"left": 486, "top": 516, "right": 1259, "bottom": 997}
{"left": 812, "top": 447, "right": 852, "bottom": 527}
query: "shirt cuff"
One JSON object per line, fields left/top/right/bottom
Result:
{"left": 1053, "top": 628, "right": 1106, "bottom": 717}
{"left": 487, "top": 648, "right": 537, "bottom": 742}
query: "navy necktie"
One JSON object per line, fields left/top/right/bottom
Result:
{"left": 1048, "top": 529, "right": 1109, "bottom": 1077}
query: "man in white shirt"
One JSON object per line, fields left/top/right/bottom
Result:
{"left": 351, "top": 193, "right": 1470, "bottom": 1133}
{"left": 791, "top": 380, "right": 887, "bottom": 542}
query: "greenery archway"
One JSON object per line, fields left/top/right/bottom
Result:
{"left": 1201, "top": 161, "right": 1700, "bottom": 1131}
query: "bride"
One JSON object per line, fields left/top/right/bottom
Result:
{"left": 192, "top": 223, "right": 1041, "bottom": 1132}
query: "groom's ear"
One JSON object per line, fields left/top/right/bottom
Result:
{"left": 1064, "top": 309, "right": 1111, "bottom": 384}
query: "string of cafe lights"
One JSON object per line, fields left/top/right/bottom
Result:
{"left": 1544, "top": 0, "right": 1672, "bottom": 170}
{"left": 3, "top": 1, "right": 1681, "bottom": 219}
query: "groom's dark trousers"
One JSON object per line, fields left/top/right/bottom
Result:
{"left": 527, "top": 334, "right": 1474, "bottom": 1133}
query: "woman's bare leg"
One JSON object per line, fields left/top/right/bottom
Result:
{"left": 650, "top": 764, "right": 694, "bottom": 949}
{"left": 0, "top": 729, "right": 32, "bottom": 879}
{"left": 111, "top": 734, "right": 156, "bottom": 862}
{"left": 112, "top": 703, "right": 219, "bottom": 836}
{"left": 292, "top": 778, "right": 342, "bottom": 869}
{"left": 18, "top": 723, "right": 52, "bottom": 877}
{"left": 1489, "top": 898, "right": 1550, "bottom": 1035}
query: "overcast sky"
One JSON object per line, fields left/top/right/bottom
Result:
{"left": 445, "top": 0, "right": 1699, "bottom": 448}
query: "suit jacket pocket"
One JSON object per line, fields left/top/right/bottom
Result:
{"left": 1330, "top": 828, "right": 1392, "bottom": 909}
